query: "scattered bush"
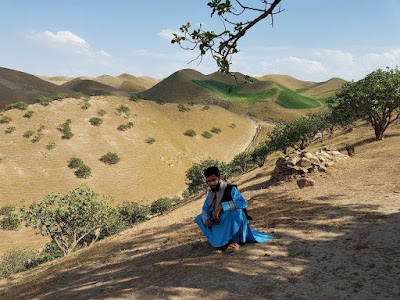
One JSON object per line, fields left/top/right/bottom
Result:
{"left": 23, "top": 130, "right": 35, "bottom": 138}
{"left": 58, "top": 119, "right": 73, "bottom": 139}
{"left": 6, "top": 101, "right": 28, "bottom": 110}
{"left": 184, "top": 129, "right": 197, "bottom": 137}
{"left": 229, "top": 123, "right": 236, "bottom": 128}
{"left": 36, "top": 96, "right": 53, "bottom": 106}
{"left": 0, "top": 249, "right": 37, "bottom": 278}
{"left": 5, "top": 126, "right": 16, "bottom": 134}
{"left": 0, "top": 115, "right": 12, "bottom": 124}
{"left": 116, "top": 105, "right": 130, "bottom": 117}
{"left": 31, "top": 132, "right": 43, "bottom": 143}
{"left": 129, "top": 94, "right": 139, "bottom": 102}
{"left": 46, "top": 141, "right": 56, "bottom": 150}
{"left": 202, "top": 105, "right": 210, "bottom": 111}
{"left": 100, "top": 152, "right": 121, "bottom": 165}
{"left": 81, "top": 100, "right": 91, "bottom": 110}
{"left": 89, "top": 117, "right": 103, "bottom": 126}
{"left": 117, "top": 122, "right": 134, "bottom": 131}
{"left": 145, "top": 137, "right": 156, "bottom": 144}
{"left": 98, "top": 109, "right": 107, "bottom": 116}
{"left": 150, "top": 197, "right": 175, "bottom": 214}
{"left": 53, "top": 93, "right": 69, "bottom": 100}
{"left": 118, "top": 202, "right": 149, "bottom": 226}
{"left": 0, "top": 206, "right": 21, "bottom": 230}
{"left": 23, "top": 111, "right": 34, "bottom": 118}
{"left": 177, "top": 104, "right": 190, "bottom": 112}
{"left": 210, "top": 127, "right": 221, "bottom": 134}
{"left": 68, "top": 157, "right": 84, "bottom": 169}
{"left": 202, "top": 131, "right": 213, "bottom": 139}
{"left": 74, "top": 165, "right": 92, "bottom": 179}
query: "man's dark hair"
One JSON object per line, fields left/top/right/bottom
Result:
{"left": 204, "top": 166, "right": 220, "bottom": 178}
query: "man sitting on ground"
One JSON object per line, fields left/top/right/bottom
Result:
{"left": 195, "top": 166, "right": 272, "bottom": 253}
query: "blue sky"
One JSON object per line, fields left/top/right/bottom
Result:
{"left": 1, "top": 0, "right": 399, "bottom": 81}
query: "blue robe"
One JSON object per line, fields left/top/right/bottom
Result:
{"left": 195, "top": 186, "right": 272, "bottom": 247}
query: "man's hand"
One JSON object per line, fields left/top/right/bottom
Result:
{"left": 212, "top": 205, "right": 223, "bottom": 221}
{"left": 205, "top": 219, "right": 213, "bottom": 228}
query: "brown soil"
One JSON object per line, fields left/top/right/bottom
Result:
{"left": 1, "top": 121, "right": 399, "bottom": 299}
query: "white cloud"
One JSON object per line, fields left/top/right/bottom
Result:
{"left": 29, "top": 30, "right": 89, "bottom": 50}
{"left": 29, "top": 30, "right": 112, "bottom": 59}
{"left": 158, "top": 29, "right": 178, "bottom": 40}
{"left": 314, "top": 49, "right": 354, "bottom": 66}
{"left": 362, "top": 48, "right": 400, "bottom": 67}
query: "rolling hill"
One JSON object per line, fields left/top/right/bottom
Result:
{"left": 1, "top": 119, "right": 399, "bottom": 300}
{"left": 0, "top": 96, "right": 257, "bottom": 208}
{"left": 141, "top": 69, "right": 336, "bottom": 121}
{"left": 61, "top": 78, "right": 125, "bottom": 96}
{"left": 0, "top": 67, "right": 75, "bottom": 109}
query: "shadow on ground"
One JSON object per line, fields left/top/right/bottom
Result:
{"left": 2, "top": 189, "right": 399, "bottom": 300}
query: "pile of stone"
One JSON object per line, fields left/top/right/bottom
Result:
{"left": 270, "top": 148, "right": 347, "bottom": 186}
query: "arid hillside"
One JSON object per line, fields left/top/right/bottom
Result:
{"left": 0, "top": 96, "right": 259, "bottom": 208}
{"left": 1, "top": 119, "right": 398, "bottom": 300}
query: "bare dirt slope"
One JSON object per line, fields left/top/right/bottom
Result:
{"left": 1, "top": 122, "right": 399, "bottom": 300}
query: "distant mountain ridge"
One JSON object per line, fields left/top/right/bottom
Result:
{"left": 0, "top": 66, "right": 346, "bottom": 120}
{"left": 0, "top": 67, "right": 75, "bottom": 109}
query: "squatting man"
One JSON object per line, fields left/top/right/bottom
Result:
{"left": 195, "top": 166, "right": 272, "bottom": 253}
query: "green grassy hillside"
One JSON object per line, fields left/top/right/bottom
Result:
{"left": 275, "top": 85, "right": 321, "bottom": 109}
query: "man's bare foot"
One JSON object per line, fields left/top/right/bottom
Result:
{"left": 225, "top": 242, "right": 240, "bottom": 254}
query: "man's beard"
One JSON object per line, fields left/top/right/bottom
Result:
{"left": 210, "top": 182, "right": 220, "bottom": 192}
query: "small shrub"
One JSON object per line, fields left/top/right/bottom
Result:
{"left": 202, "top": 131, "right": 213, "bottom": 139}
{"left": 5, "top": 126, "right": 16, "bottom": 134}
{"left": 210, "top": 127, "right": 222, "bottom": 134}
{"left": 116, "top": 105, "right": 130, "bottom": 117}
{"left": 177, "top": 104, "right": 190, "bottom": 112}
{"left": 58, "top": 119, "right": 73, "bottom": 139}
{"left": 118, "top": 202, "right": 149, "bottom": 226}
{"left": 6, "top": 101, "right": 28, "bottom": 110}
{"left": 31, "top": 132, "right": 43, "bottom": 143}
{"left": 23, "top": 111, "right": 34, "bottom": 118}
{"left": 68, "top": 157, "right": 84, "bottom": 169}
{"left": 229, "top": 123, "right": 236, "bottom": 128}
{"left": 74, "top": 164, "right": 92, "bottom": 178}
{"left": 98, "top": 109, "right": 107, "bottom": 116}
{"left": 202, "top": 105, "right": 210, "bottom": 111}
{"left": 81, "top": 100, "right": 91, "bottom": 110}
{"left": 36, "top": 96, "right": 53, "bottom": 106}
{"left": 184, "top": 129, "right": 197, "bottom": 137}
{"left": 145, "top": 137, "right": 156, "bottom": 144}
{"left": 37, "top": 125, "right": 45, "bottom": 133}
{"left": 0, "top": 249, "right": 36, "bottom": 278}
{"left": 0, "top": 115, "right": 12, "bottom": 124}
{"left": 117, "top": 122, "right": 134, "bottom": 131}
{"left": 100, "top": 152, "right": 121, "bottom": 165}
{"left": 46, "top": 141, "right": 56, "bottom": 150}
{"left": 0, "top": 206, "right": 21, "bottom": 230}
{"left": 53, "top": 93, "right": 69, "bottom": 100}
{"left": 150, "top": 197, "right": 175, "bottom": 214}
{"left": 23, "top": 130, "right": 35, "bottom": 138}
{"left": 129, "top": 94, "right": 139, "bottom": 102}
{"left": 89, "top": 117, "right": 103, "bottom": 126}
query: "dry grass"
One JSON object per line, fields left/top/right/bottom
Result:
{"left": 1, "top": 120, "right": 399, "bottom": 299}
{"left": 0, "top": 96, "right": 255, "bottom": 255}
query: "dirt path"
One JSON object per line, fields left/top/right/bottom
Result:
{"left": 1, "top": 128, "right": 399, "bottom": 300}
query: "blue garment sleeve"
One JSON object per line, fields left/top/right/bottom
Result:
{"left": 221, "top": 186, "right": 248, "bottom": 212}
{"left": 200, "top": 195, "right": 211, "bottom": 223}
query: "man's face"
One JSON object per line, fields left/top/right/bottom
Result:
{"left": 206, "top": 174, "right": 220, "bottom": 191}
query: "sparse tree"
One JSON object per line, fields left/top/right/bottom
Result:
{"left": 334, "top": 67, "right": 400, "bottom": 140}
{"left": 22, "top": 186, "right": 115, "bottom": 256}
{"left": 172, "top": 0, "right": 283, "bottom": 75}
